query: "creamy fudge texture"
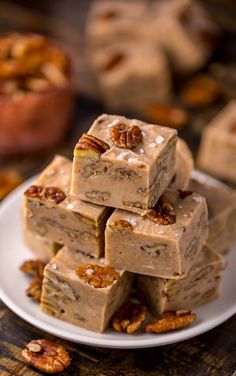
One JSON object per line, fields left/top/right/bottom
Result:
{"left": 170, "top": 138, "right": 194, "bottom": 190}
{"left": 87, "top": 42, "right": 171, "bottom": 111}
{"left": 151, "top": 0, "right": 219, "bottom": 73}
{"left": 24, "top": 155, "right": 111, "bottom": 257}
{"left": 23, "top": 228, "right": 62, "bottom": 263}
{"left": 40, "top": 247, "right": 133, "bottom": 333}
{"left": 71, "top": 114, "right": 177, "bottom": 214}
{"left": 137, "top": 245, "right": 226, "bottom": 315}
{"left": 197, "top": 101, "right": 236, "bottom": 182}
{"left": 188, "top": 170, "right": 236, "bottom": 254}
{"left": 105, "top": 188, "right": 208, "bottom": 279}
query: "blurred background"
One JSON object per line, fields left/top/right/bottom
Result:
{"left": 0, "top": 0, "right": 236, "bottom": 199}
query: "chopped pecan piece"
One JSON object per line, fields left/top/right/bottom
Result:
{"left": 42, "top": 186, "right": 66, "bottom": 205}
{"left": 145, "top": 311, "right": 196, "bottom": 333}
{"left": 110, "top": 123, "right": 142, "bottom": 149}
{"left": 101, "top": 53, "right": 125, "bottom": 72}
{"left": 145, "top": 195, "right": 176, "bottom": 225}
{"left": 74, "top": 133, "right": 110, "bottom": 159}
{"left": 20, "top": 259, "right": 45, "bottom": 278}
{"left": 112, "top": 302, "right": 148, "bottom": 334}
{"left": 76, "top": 264, "right": 120, "bottom": 288}
{"left": 0, "top": 169, "right": 22, "bottom": 199}
{"left": 181, "top": 75, "right": 222, "bottom": 108}
{"left": 24, "top": 185, "right": 43, "bottom": 199}
{"left": 110, "top": 219, "right": 133, "bottom": 231}
{"left": 25, "top": 278, "right": 42, "bottom": 302}
{"left": 144, "top": 104, "right": 188, "bottom": 129}
{"left": 178, "top": 189, "right": 193, "bottom": 199}
{"left": 22, "top": 339, "right": 71, "bottom": 373}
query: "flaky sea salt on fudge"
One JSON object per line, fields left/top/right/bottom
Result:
{"left": 137, "top": 245, "right": 226, "bottom": 315}
{"left": 23, "top": 228, "right": 62, "bottom": 263}
{"left": 24, "top": 155, "right": 111, "bottom": 257}
{"left": 197, "top": 100, "right": 236, "bottom": 182}
{"left": 71, "top": 114, "right": 177, "bottom": 214}
{"left": 169, "top": 138, "right": 194, "bottom": 190}
{"left": 188, "top": 170, "right": 236, "bottom": 254}
{"left": 105, "top": 188, "right": 208, "bottom": 279}
{"left": 40, "top": 246, "right": 133, "bottom": 333}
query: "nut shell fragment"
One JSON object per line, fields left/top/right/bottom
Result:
{"left": 145, "top": 311, "right": 196, "bottom": 333}
{"left": 110, "top": 123, "right": 142, "bottom": 149}
{"left": 112, "top": 302, "right": 148, "bottom": 334}
{"left": 22, "top": 339, "right": 71, "bottom": 374}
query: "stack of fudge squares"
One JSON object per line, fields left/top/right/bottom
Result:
{"left": 23, "top": 114, "right": 235, "bottom": 333}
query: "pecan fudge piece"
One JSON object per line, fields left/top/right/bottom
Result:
{"left": 152, "top": 0, "right": 219, "bottom": 73}
{"left": 197, "top": 101, "right": 236, "bottom": 182}
{"left": 24, "top": 155, "right": 111, "bottom": 257}
{"left": 137, "top": 245, "right": 226, "bottom": 315}
{"left": 71, "top": 114, "right": 177, "bottom": 214}
{"left": 40, "top": 247, "right": 133, "bottom": 332}
{"left": 87, "top": 42, "right": 171, "bottom": 111}
{"left": 23, "top": 228, "right": 62, "bottom": 263}
{"left": 105, "top": 189, "right": 208, "bottom": 279}
{"left": 170, "top": 138, "right": 194, "bottom": 190}
{"left": 188, "top": 170, "right": 236, "bottom": 254}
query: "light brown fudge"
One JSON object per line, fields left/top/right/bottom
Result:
{"left": 197, "top": 101, "right": 236, "bottom": 182}
{"left": 86, "top": 0, "right": 150, "bottom": 49}
{"left": 40, "top": 246, "right": 133, "bottom": 333}
{"left": 24, "top": 155, "right": 111, "bottom": 257}
{"left": 137, "top": 245, "right": 226, "bottom": 315}
{"left": 170, "top": 138, "right": 194, "bottom": 190}
{"left": 105, "top": 188, "right": 208, "bottom": 279}
{"left": 23, "top": 228, "right": 62, "bottom": 263}
{"left": 188, "top": 170, "right": 236, "bottom": 254}
{"left": 87, "top": 42, "right": 171, "bottom": 111}
{"left": 151, "top": 0, "right": 219, "bottom": 73}
{"left": 71, "top": 114, "right": 177, "bottom": 214}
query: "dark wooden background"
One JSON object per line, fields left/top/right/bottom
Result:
{"left": 0, "top": 0, "right": 236, "bottom": 374}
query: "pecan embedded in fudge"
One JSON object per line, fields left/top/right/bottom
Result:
{"left": 105, "top": 188, "right": 208, "bottom": 279}
{"left": 40, "top": 247, "right": 133, "bottom": 333}
{"left": 23, "top": 155, "right": 111, "bottom": 257}
{"left": 71, "top": 114, "right": 177, "bottom": 214}
{"left": 138, "top": 245, "right": 226, "bottom": 315}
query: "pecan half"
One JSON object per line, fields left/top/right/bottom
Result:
{"left": 74, "top": 133, "right": 109, "bottom": 159}
{"left": 22, "top": 339, "right": 71, "bottom": 373}
{"left": 24, "top": 185, "right": 43, "bottom": 199}
{"left": 178, "top": 189, "right": 193, "bottom": 199}
{"left": 110, "top": 219, "right": 133, "bottom": 231}
{"left": 145, "top": 195, "right": 176, "bottom": 225}
{"left": 25, "top": 278, "right": 42, "bottom": 302}
{"left": 144, "top": 104, "right": 188, "bottom": 129}
{"left": 145, "top": 311, "right": 196, "bottom": 333}
{"left": 20, "top": 259, "right": 45, "bottom": 278}
{"left": 110, "top": 123, "right": 142, "bottom": 149}
{"left": 24, "top": 185, "right": 66, "bottom": 205}
{"left": 76, "top": 264, "right": 120, "bottom": 288}
{"left": 112, "top": 302, "right": 148, "bottom": 334}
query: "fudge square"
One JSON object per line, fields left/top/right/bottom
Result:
{"left": 188, "top": 170, "right": 236, "bottom": 254}
{"left": 137, "top": 245, "right": 226, "bottom": 315}
{"left": 105, "top": 188, "right": 208, "bottom": 279}
{"left": 23, "top": 228, "right": 62, "bottom": 263}
{"left": 40, "top": 246, "right": 134, "bottom": 332}
{"left": 197, "top": 100, "right": 236, "bottom": 182}
{"left": 24, "top": 155, "right": 111, "bottom": 257}
{"left": 71, "top": 114, "right": 177, "bottom": 214}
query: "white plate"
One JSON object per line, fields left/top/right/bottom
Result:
{"left": 0, "top": 176, "right": 236, "bottom": 349}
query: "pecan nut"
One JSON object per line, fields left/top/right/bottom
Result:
{"left": 178, "top": 189, "right": 193, "bottom": 199}
{"left": 112, "top": 302, "right": 148, "bottom": 334}
{"left": 110, "top": 123, "right": 142, "bottom": 149}
{"left": 74, "top": 133, "right": 110, "bottom": 159}
{"left": 145, "top": 311, "right": 196, "bottom": 333}
{"left": 25, "top": 278, "right": 42, "bottom": 302}
{"left": 110, "top": 219, "right": 133, "bottom": 231}
{"left": 22, "top": 339, "right": 71, "bottom": 373}
{"left": 24, "top": 185, "right": 43, "bottom": 199}
{"left": 76, "top": 264, "right": 120, "bottom": 288}
{"left": 145, "top": 195, "right": 176, "bottom": 225}
{"left": 24, "top": 185, "right": 66, "bottom": 205}
{"left": 20, "top": 259, "right": 45, "bottom": 278}
{"left": 143, "top": 104, "right": 188, "bottom": 129}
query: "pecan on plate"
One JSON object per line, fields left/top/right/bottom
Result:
{"left": 178, "top": 189, "right": 193, "bottom": 199}
{"left": 42, "top": 186, "right": 66, "bottom": 205}
{"left": 110, "top": 123, "right": 142, "bottom": 149}
{"left": 0, "top": 169, "right": 22, "bottom": 200}
{"left": 145, "top": 195, "right": 176, "bottom": 225}
{"left": 25, "top": 278, "right": 43, "bottom": 302}
{"left": 144, "top": 104, "right": 188, "bottom": 129}
{"left": 76, "top": 264, "right": 120, "bottom": 288}
{"left": 112, "top": 302, "right": 148, "bottom": 334}
{"left": 145, "top": 310, "right": 196, "bottom": 333}
{"left": 110, "top": 219, "right": 133, "bottom": 232}
{"left": 181, "top": 75, "right": 222, "bottom": 108}
{"left": 20, "top": 259, "right": 45, "bottom": 278}
{"left": 74, "top": 133, "right": 110, "bottom": 159}
{"left": 22, "top": 339, "right": 71, "bottom": 373}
